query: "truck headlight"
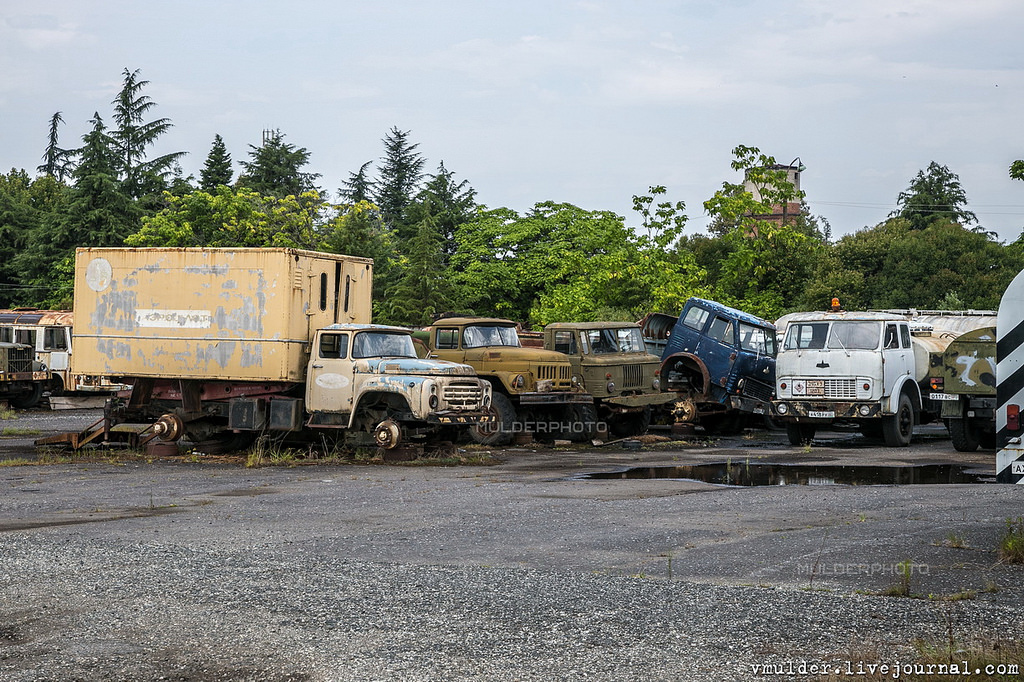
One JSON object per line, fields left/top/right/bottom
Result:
{"left": 776, "top": 403, "right": 789, "bottom": 415}
{"left": 606, "top": 381, "right": 616, "bottom": 393}
{"left": 652, "top": 378, "right": 660, "bottom": 391}
{"left": 429, "top": 395, "right": 439, "bottom": 409}
{"left": 858, "top": 404, "right": 871, "bottom": 416}
{"left": 512, "top": 375, "right": 525, "bottom": 389}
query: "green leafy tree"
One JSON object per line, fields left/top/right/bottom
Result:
{"left": 891, "top": 161, "right": 977, "bottom": 230}
{"left": 238, "top": 129, "right": 321, "bottom": 198}
{"left": 701, "top": 145, "right": 820, "bottom": 318}
{"left": 17, "top": 114, "right": 139, "bottom": 305}
{"left": 127, "top": 186, "right": 325, "bottom": 249}
{"left": 110, "top": 68, "right": 186, "bottom": 202}
{"left": 800, "top": 217, "right": 1015, "bottom": 310}
{"left": 199, "top": 134, "right": 233, "bottom": 190}
{"left": 0, "top": 170, "right": 43, "bottom": 306}
{"left": 375, "top": 127, "right": 425, "bottom": 237}
{"left": 450, "top": 199, "right": 704, "bottom": 324}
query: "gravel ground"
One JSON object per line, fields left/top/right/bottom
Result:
{"left": 1, "top": 408, "right": 1023, "bottom": 681}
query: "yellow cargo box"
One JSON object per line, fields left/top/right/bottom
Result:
{"left": 73, "top": 247, "right": 373, "bottom": 382}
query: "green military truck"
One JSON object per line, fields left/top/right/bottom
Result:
{"left": 416, "top": 317, "right": 593, "bottom": 445}
{"left": 543, "top": 322, "right": 673, "bottom": 438}
{"left": 0, "top": 341, "right": 49, "bottom": 409}
{"left": 927, "top": 326, "right": 997, "bottom": 452}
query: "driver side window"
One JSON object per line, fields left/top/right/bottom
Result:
{"left": 319, "top": 333, "right": 348, "bottom": 359}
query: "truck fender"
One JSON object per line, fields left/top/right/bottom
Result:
{"left": 659, "top": 352, "right": 711, "bottom": 399}
{"left": 352, "top": 382, "right": 419, "bottom": 422}
{"left": 883, "top": 377, "right": 921, "bottom": 415}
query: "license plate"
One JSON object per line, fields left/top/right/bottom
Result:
{"left": 1013, "top": 461, "right": 1024, "bottom": 475}
{"left": 808, "top": 410, "right": 835, "bottom": 419}
{"left": 929, "top": 392, "right": 959, "bottom": 401}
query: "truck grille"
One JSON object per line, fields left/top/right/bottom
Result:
{"left": 537, "top": 364, "right": 571, "bottom": 383}
{"left": 823, "top": 379, "right": 857, "bottom": 399}
{"left": 443, "top": 381, "right": 483, "bottom": 408}
{"left": 742, "top": 378, "right": 774, "bottom": 402}
{"left": 621, "top": 364, "right": 643, "bottom": 389}
{"left": 4, "top": 346, "right": 33, "bottom": 374}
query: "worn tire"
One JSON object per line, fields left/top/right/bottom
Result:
{"left": 948, "top": 418, "right": 980, "bottom": 453}
{"left": 609, "top": 407, "right": 651, "bottom": 439}
{"left": 9, "top": 383, "right": 44, "bottom": 409}
{"left": 469, "top": 392, "right": 516, "bottom": 446}
{"left": 882, "top": 394, "right": 914, "bottom": 447}
{"left": 785, "top": 422, "right": 816, "bottom": 446}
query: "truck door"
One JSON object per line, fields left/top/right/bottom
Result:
{"left": 44, "top": 327, "right": 70, "bottom": 372}
{"left": 305, "top": 331, "right": 354, "bottom": 414}
{"left": 696, "top": 315, "right": 737, "bottom": 395}
{"left": 881, "top": 322, "right": 912, "bottom": 398}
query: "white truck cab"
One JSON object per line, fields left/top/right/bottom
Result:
{"left": 772, "top": 310, "right": 920, "bottom": 446}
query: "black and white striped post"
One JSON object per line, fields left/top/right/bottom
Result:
{"left": 997, "top": 269, "right": 1024, "bottom": 483}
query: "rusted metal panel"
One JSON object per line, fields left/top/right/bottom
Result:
{"left": 72, "top": 247, "right": 373, "bottom": 382}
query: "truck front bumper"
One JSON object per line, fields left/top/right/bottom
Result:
{"left": 429, "top": 410, "right": 495, "bottom": 426}
{"left": 604, "top": 392, "right": 676, "bottom": 409}
{"left": 518, "top": 391, "right": 594, "bottom": 406}
{"left": 771, "top": 400, "right": 882, "bottom": 421}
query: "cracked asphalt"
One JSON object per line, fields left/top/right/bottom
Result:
{"left": 1, "top": 407, "right": 1022, "bottom": 681}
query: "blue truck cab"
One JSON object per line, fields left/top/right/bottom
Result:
{"left": 643, "top": 298, "right": 777, "bottom": 432}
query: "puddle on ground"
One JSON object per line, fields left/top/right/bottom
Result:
{"left": 579, "top": 463, "right": 996, "bottom": 486}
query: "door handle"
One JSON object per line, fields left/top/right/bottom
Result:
{"left": 311, "top": 364, "right": 324, "bottom": 369}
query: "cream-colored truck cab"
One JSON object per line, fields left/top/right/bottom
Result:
{"left": 303, "top": 324, "right": 492, "bottom": 447}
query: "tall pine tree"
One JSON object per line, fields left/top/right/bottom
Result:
{"left": 238, "top": 129, "right": 320, "bottom": 198}
{"left": 200, "top": 134, "right": 234, "bottom": 190}
{"left": 375, "top": 127, "right": 425, "bottom": 239}
{"left": 110, "top": 68, "right": 186, "bottom": 202}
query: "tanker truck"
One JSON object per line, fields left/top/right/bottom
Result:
{"left": 50, "top": 247, "right": 492, "bottom": 452}
{"left": 771, "top": 304, "right": 993, "bottom": 446}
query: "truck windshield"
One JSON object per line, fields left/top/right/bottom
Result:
{"left": 784, "top": 321, "right": 880, "bottom": 351}
{"left": 463, "top": 325, "right": 520, "bottom": 349}
{"left": 351, "top": 332, "right": 417, "bottom": 358}
{"left": 739, "top": 323, "right": 776, "bottom": 355}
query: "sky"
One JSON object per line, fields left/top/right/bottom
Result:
{"left": 2, "top": 0, "right": 1023, "bottom": 242}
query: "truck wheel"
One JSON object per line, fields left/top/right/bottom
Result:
{"left": 569, "top": 403, "right": 601, "bottom": 442}
{"left": 785, "top": 423, "right": 816, "bottom": 446}
{"left": 610, "top": 407, "right": 651, "bottom": 438}
{"left": 948, "top": 418, "right": 980, "bottom": 452}
{"left": 882, "top": 394, "right": 914, "bottom": 447}
{"left": 9, "top": 383, "right": 44, "bottom": 409}
{"left": 470, "top": 392, "right": 515, "bottom": 446}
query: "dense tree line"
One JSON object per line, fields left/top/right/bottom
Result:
{"left": 2, "top": 69, "right": 1023, "bottom": 324}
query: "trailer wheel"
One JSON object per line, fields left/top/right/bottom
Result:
{"left": 9, "top": 383, "right": 44, "bottom": 409}
{"left": 882, "top": 394, "right": 914, "bottom": 447}
{"left": 785, "top": 423, "right": 816, "bottom": 446}
{"left": 948, "top": 418, "right": 980, "bottom": 452}
{"left": 469, "top": 392, "right": 515, "bottom": 446}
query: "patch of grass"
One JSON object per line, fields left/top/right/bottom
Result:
{"left": 998, "top": 517, "right": 1024, "bottom": 564}
{"left": 935, "top": 532, "right": 969, "bottom": 549}
{"left": 0, "top": 427, "right": 42, "bottom": 437}
{"left": 0, "top": 458, "right": 32, "bottom": 467}
{"left": 0, "top": 407, "right": 16, "bottom": 420}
